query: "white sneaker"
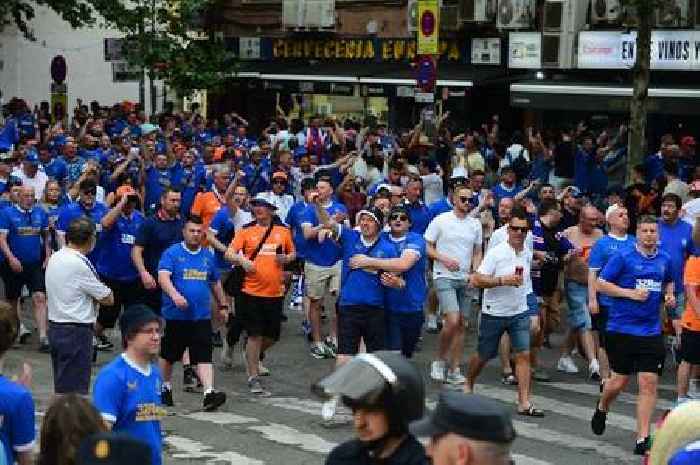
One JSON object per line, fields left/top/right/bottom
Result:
{"left": 589, "top": 359, "right": 601, "bottom": 380}
{"left": 430, "top": 360, "right": 446, "bottom": 382}
{"left": 445, "top": 369, "right": 466, "bottom": 385}
{"left": 557, "top": 355, "right": 579, "bottom": 374}
{"left": 321, "top": 397, "right": 338, "bottom": 421}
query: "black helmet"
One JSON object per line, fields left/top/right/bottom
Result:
{"left": 313, "top": 351, "right": 425, "bottom": 433}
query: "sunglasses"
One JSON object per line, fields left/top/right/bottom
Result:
{"left": 390, "top": 214, "right": 409, "bottom": 222}
{"left": 459, "top": 196, "right": 471, "bottom": 203}
{"left": 509, "top": 225, "right": 528, "bottom": 233}
{"left": 82, "top": 189, "right": 97, "bottom": 196}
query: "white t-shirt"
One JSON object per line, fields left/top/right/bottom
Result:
{"left": 45, "top": 247, "right": 112, "bottom": 324}
{"left": 12, "top": 168, "right": 48, "bottom": 200}
{"left": 682, "top": 198, "right": 700, "bottom": 225}
{"left": 421, "top": 173, "right": 444, "bottom": 206}
{"left": 424, "top": 211, "right": 482, "bottom": 280}
{"left": 258, "top": 191, "right": 295, "bottom": 224}
{"left": 478, "top": 241, "right": 532, "bottom": 317}
{"left": 488, "top": 225, "right": 534, "bottom": 294}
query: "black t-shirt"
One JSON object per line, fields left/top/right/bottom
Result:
{"left": 554, "top": 141, "right": 575, "bottom": 178}
{"left": 326, "top": 436, "right": 428, "bottom": 465}
{"left": 134, "top": 214, "right": 184, "bottom": 275}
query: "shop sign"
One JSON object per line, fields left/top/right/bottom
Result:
{"left": 362, "top": 85, "right": 386, "bottom": 97}
{"left": 578, "top": 30, "right": 700, "bottom": 70}
{"left": 417, "top": 0, "right": 440, "bottom": 55}
{"left": 508, "top": 32, "right": 541, "bottom": 69}
{"left": 415, "top": 92, "right": 435, "bottom": 103}
{"left": 471, "top": 38, "right": 501, "bottom": 65}
{"left": 397, "top": 86, "right": 416, "bottom": 97}
{"left": 268, "top": 38, "right": 462, "bottom": 63}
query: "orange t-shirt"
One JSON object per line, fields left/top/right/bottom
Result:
{"left": 682, "top": 256, "right": 700, "bottom": 331}
{"left": 191, "top": 191, "right": 224, "bottom": 244}
{"left": 229, "top": 223, "right": 294, "bottom": 298}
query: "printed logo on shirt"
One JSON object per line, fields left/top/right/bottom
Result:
{"left": 183, "top": 269, "right": 208, "bottom": 280}
{"left": 127, "top": 381, "right": 138, "bottom": 391}
{"left": 135, "top": 403, "right": 167, "bottom": 422}
{"left": 121, "top": 234, "right": 135, "bottom": 245}
{"left": 16, "top": 226, "right": 40, "bottom": 236}
{"left": 635, "top": 279, "right": 662, "bottom": 292}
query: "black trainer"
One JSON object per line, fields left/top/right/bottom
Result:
{"left": 634, "top": 436, "right": 650, "bottom": 455}
{"left": 95, "top": 334, "right": 114, "bottom": 351}
{"left": 591, "top": 401, "right": 607, "bottom": 436}
{"left": 183, "top": 365, "right": 197, "bottom": 392}
{"left": 203, "top": 389, "right": 226, "bottom": 411}
{"left": 211, "top": 331, "right": 223, "bottom": 348}
{"left": 161, "top": 385, "right": 174, "bottom": 407}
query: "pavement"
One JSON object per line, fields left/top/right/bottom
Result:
{"left": 4, "top": 307, "right": 682, "bottom": 465}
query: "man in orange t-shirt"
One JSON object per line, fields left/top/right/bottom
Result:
{"left": 678, "top": 255, "right": 700, "bottom": 402}
{"left": 225, "top": 193, "right": 295, "bottom": 396}
{"left": 191, "top": 165, "right": 231, "bottom": 231}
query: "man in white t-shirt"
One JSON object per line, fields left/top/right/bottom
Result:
{"left": 465, "top": 207, "right": 545, "bottom": 418}
{"left": 424, "top": 185, "right": 482, "bottom": 385}
{"left": 681, "top": 180, "right": 700, "bottom": 225}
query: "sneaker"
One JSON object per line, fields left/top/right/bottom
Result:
{"left": 321, "top": 397, "right": 337, "bottom": 421}
{"left": 430, "top": 360, "right": 446, "bottom": 382}
{"left": 323, "top": 336, "right": 337, "bottom": 358}
{"left": 589, "top": 359, "right": 601, "bottom": 381}
{"left": 445, "top": 369, "right": 466, "bottom": 385}
{"left": 38, "top": 337, "right": 50, "bottom": 354}
{"left": 591, "top": 401, "right": 607, "bottom": 435}
{"left": 248, "top": 376, "right": 268, "bottom": 395}
{"left": 310, "top": 343, "right": 333, "bottom": 359}
{"left": 202, "top": 389, "right": 226, "bottom": 411}
{"left": 183, "top": 366, "right": 197, "bottom": 392}
{"left": 95, "top": 334, "right": 114, "bottom": 351}
{"left": 634, "top": 437, "right": 650, "bottom": 456}
{"left": 426, "top": 315, "right": 439, "bottom": 334}
{"left": 211, "top": 331, "right": 223, "bottom": 348}
{"left": 258, "top": 362, "right": 271, "bottom": 376}
{"left": 557, "top": 355, "right": 579, "bottom": 374}
{"left": 161, "top": 385, "right": 174, "bottom": 407}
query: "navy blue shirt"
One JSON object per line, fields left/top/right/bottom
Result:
{"left": 97, "top": 211, "right": 145, "bottom": 281}
{"left": 588, "top": 234, "right": 636, "bottom": 308}
{"left": 57, "top": 201, "right": 109, "bottom": 265}
{"left": 0, "top": 205, "right": 48, "bottom": 264}
{"left": 144, "top": 166, "right": 173, "bottom": 213}
{"left": 170, "top": 164, "right": 206, "bottom": 216}
{"left": 134, "top": 212, "right": 184, "bottom": 276}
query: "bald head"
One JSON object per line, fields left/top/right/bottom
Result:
{"left": 579, "top": 205, "right": 600, "bottom": 233}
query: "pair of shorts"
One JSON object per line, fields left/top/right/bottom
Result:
{"left": 385, "top": 311, "right": 423, "bottom": 358}
{"left": 565, "top": 281, "right": 592, "bottom": 330}
{"left": 337, "top": 305, "right": 385, "bottom": 356}
{"left": 477, "top": 312, "right": 531, "bottom": 361}
{"left": 680, "top": 328, "right": 700, "bottom": 365}
{"left": 667, "top": 291, "right": 685, "bottom": 320}
{"left": 160, "top": 319, "right": 213, "bottom": 364}
{"left": 97, "top": 277, "right": 142, "bottom": 329}
{"left": 304, "top": 261, "right": 341, "bottom": 300}
{"left": 605, "top": 331, "right": 665, "bottom": 376}
{"left": 434, "top": 278, "right": 473, "bottom": 317}
{"left": 2, "top": 261, "right": 45, "bottom": 300}
{"left": 138, "top": 283, "right": 162, "bottom": 315}
{"left": 235, "top": 292, "right": 283, "bottom": 341}
{"left": 48, "top": 321, "right": 93, "bottom": 394}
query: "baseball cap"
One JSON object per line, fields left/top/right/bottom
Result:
{"left": 77, "top": 432, "right": 152, "bottom": 465}
{"left": 139, "top": 123, "right": 158, "bottom": 136}
{"left": 410, "top": 391, "right": 516, "bottom": 444}
{"left": 249, "top": 193, "right": 277, "bottom": 210}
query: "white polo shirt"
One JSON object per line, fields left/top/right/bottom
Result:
{"left": 45, "top": 247, "right": 111, "bottom": 324}
{"left": 478, "top": 241, "right": 532, "bottom": 317}
{"left": 424, "top": 211, "right": 482, "bottom": 280}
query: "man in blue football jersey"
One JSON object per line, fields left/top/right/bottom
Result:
{"left": 349, "top": 205, "right": 427, "bottom": 358}
{"left": 93, "top": 305, "right": 165, "bottom": 465}
{"left": 158, "top": 216, "right": 228, "bottom": 411}
{"left": 592, "top": 215, "right": 675, "bottom": 455}
{"left": 0, "top": 185, "right": 51, "bottom": 352}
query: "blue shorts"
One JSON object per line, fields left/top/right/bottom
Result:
{"left": 565, "top": 281, "right": 591, "bottom": 330}
{"left": 667, "top": 291, "right": 685, "bottom": 320}
{"left": 434, "top": 278, "right": 473, "bottom": 317}
{"left": 477, "top": 312, "right": 531, "bottom": 361}
{"left": 385, "top": 311, "right": 424, "bottom": 358}
{"left": 48, "top": 322, "right": 94, "bottom": 395}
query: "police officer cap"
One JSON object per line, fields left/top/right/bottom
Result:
{"left": 77, "top": 432, "right": 152, "bottom": 465}
{"left": 410, "top": 391, "right": 516, "bottom": 444}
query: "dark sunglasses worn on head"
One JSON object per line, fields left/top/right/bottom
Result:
{"left": 390, "top": 214, "right": 409, "bottom": 222}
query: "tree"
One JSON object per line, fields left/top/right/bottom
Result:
{"left": 625, "top": 0, "right": 662, "bottom": 184}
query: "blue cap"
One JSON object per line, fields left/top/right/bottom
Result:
{"left": 24, "top": 152, "right": 40, "bottom": 165}
{"left": 669, "top": 440, "right": 700, "bottom": 465}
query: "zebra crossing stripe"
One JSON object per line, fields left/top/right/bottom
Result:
{"left": 166, "top": 434, "right": 265, "bottom": 465}
{"left": 543, "top": 381, "right": 675, "bottom": 410}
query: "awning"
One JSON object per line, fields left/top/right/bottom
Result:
{"left": 510, "top": 81, "right": 700, "bottom": 115}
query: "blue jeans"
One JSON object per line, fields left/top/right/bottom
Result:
{"left": 477, "top": 313, "right": 531, "bottom": 361}
{"left": 565, "top": 281, "right": 592, "bottom": 330}
{"left": 385, "top": 311, "right": 424, "bottom": 358}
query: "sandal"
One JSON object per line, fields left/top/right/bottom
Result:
{"left": 518, "top": 404, "right": 545, "bottom": 417}
{"left": 501, "top": 374, "right": 518, "bottom": 385}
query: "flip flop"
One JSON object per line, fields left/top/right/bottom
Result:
{"left": 518, "top": 404, "right": 545, "bottom": 417}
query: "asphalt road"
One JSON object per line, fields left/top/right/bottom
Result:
{"left": 5, "top": 308, "right": 681, "bottom": 465}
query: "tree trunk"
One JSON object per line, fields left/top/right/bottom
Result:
{"left": 626, "top": 6, "right": 652, "bottom": 184}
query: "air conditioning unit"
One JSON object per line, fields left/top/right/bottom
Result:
{"left": 656, "top": 0, "right": 689, "bottom": 28}
{"left": 542, "top": 31, "right": 575, "bottom": 68}
{"left": 239, "top": 37, "right": 261, "bottom": 60}
{"left": 543, "top": 0, "right": 589, "bottom": 32}
{"left": 461, "top": 0, "right": 497, "bottom": 22}
{"left": 497, "top": 0, "right": 534, "bottom": 29}
{"left": 283, "top": 0, "right": 334, "bottom": 28}
{"left": 590, "top": 0, "right": 622, "bottom": 25}
{"left": 408, "top": 0, "right": 419, "bottom": 32}
{"left": 620, "top": 1, "right": 638, "bottom": 26}
{"left": 441, "top": 5, "right": 460, "bottom": 31}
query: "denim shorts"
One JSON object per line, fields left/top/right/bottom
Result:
{"left": 434, "top": 278, "right": 473, "bottom": 317}
{"left": 667, "top": 291, "right": 685, "bottom": 320}
{"left": 565, "top": 281, "right": 592, "bottom": 330}
{"left": 477, "top": 312, "right": 531, "bottom": 361}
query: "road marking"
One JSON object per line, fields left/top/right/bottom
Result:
{"left": 512, "top": 454, "right": 553, "bottom": 465}
{"left": 471, "top": 384, "right": 637, "bottom": 432}
{"left": 248, "top": 423, "right": 336, "bottom": 454}
{"left": 543, "top": 381, "right": 675, "bottom": 410}
{"left": 183, "top": 411, "right": 259, "bottom": 424}
{"left": 251, "top": 396, "right": 353, "bottom": 422}
{"left": 166, "top": 435, "right": 265, "bottom": 464}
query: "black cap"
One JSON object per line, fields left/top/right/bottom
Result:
{"left": 77, "top": 432, "right": 152, "bottom": 465}
{"left": 410, "top": 391, "right": 516, "bottom": 444}
{"left": 119, "top": 304, "right": 161, "bottom": 339}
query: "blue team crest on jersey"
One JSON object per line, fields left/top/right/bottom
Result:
{"left": 127, "top": 381, "right": 138, "bottom": 391}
